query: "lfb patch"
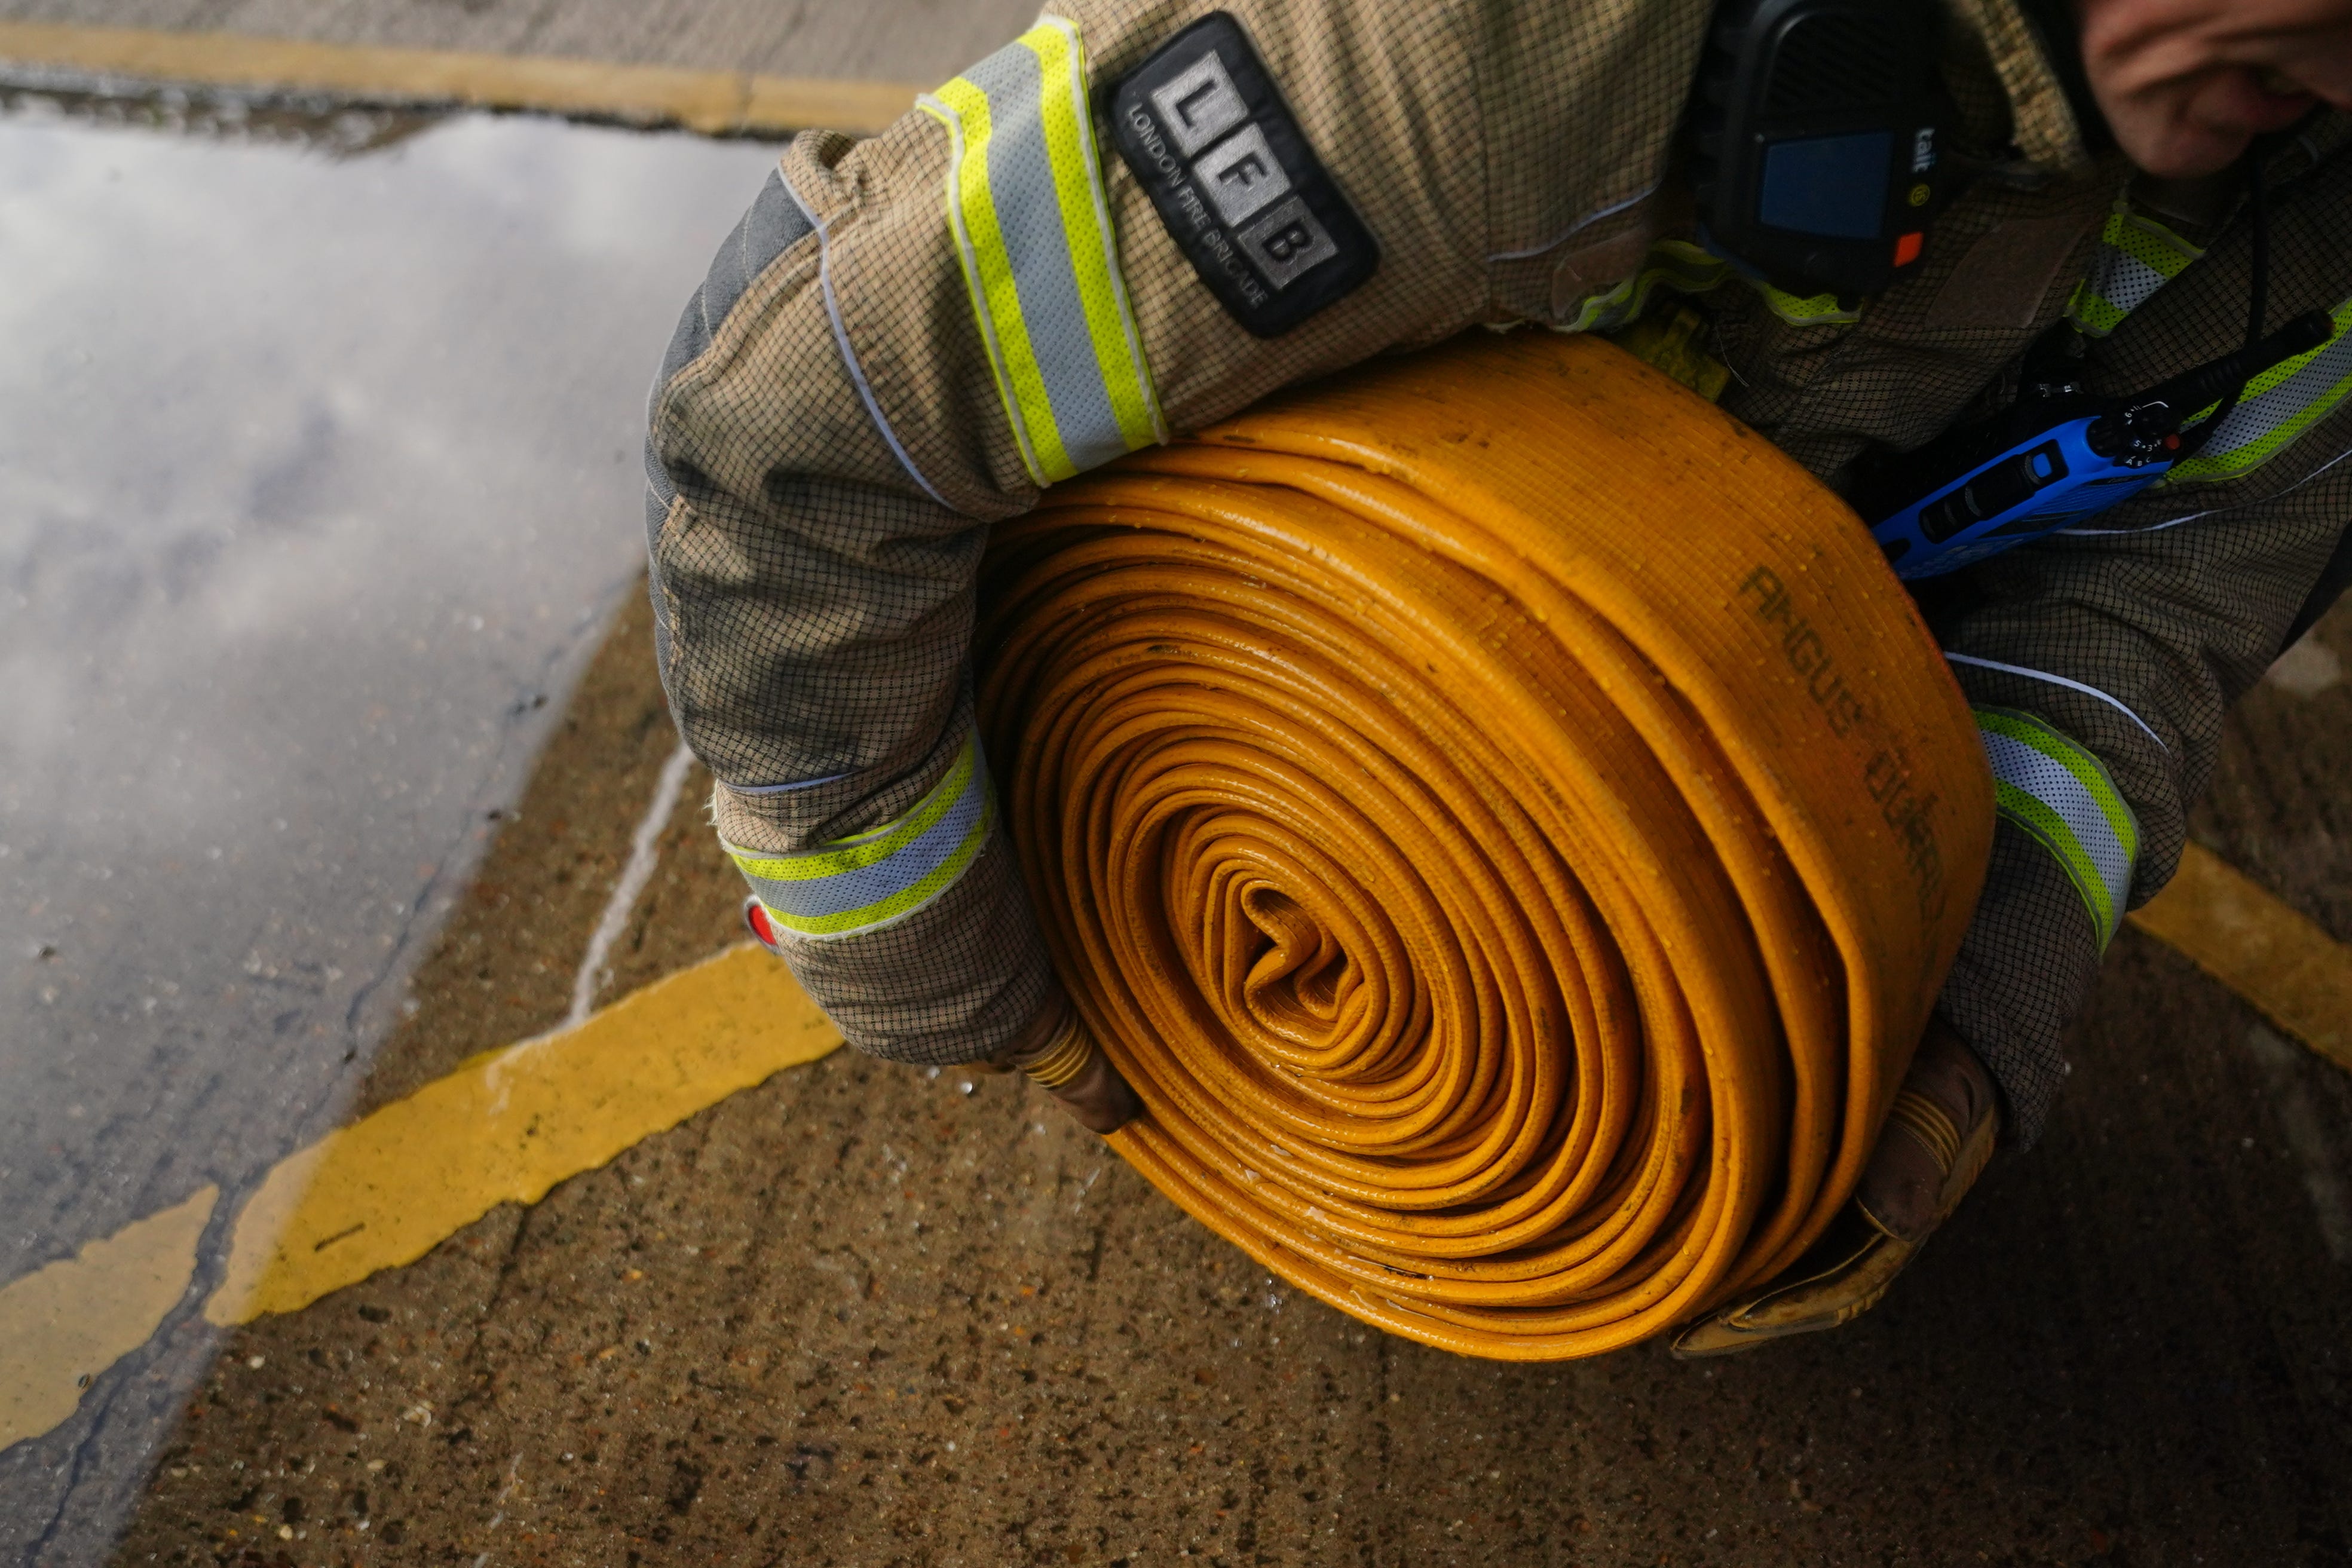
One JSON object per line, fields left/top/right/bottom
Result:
{"left": 1109, "top": 12, "right": 1379, "bottom": 338}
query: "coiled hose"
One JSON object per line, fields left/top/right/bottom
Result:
{"left": 976, "top": 332, "right": 1992, "bottom": 1359}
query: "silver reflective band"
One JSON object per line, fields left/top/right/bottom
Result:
{"left": 725, "top": 725, "right": 995, "bottom": 942}
{"left": 1977, "top": 708, "right": 2140, "bottom": 950}
{"left": 2167, "top": 302, "right": 2352, "bottom": 485}
{"left": 921, "top": 19, "right": 1166, "bottom": 487}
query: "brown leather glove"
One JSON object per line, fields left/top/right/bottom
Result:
{"left": 994, "top": 994, "right": 1140, "bottom": 1135}
{"left": 1670, "top": 1013, "right": 1999, "bottom": 1358}
{"left": 1851, "top": 1014, "right": 2002, "bottom": 1243}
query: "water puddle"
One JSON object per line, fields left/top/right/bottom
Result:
{"left": 0, "top": 85, "right": 780, "bottom": 1548}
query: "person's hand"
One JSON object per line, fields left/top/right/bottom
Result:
{"left": 996, "top": 994, "right": 1140, "bottom": 1135}
{"left": 2079, "top": 0, "right": 2352, "bottom": 177}
{"left": 1670, "top": 1013, "right": 1999, "bottom": 1357}
{"left": 1847, "top": 1014, "right": 2002, "bottom": 1244}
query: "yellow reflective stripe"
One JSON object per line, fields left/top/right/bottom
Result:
{"left": 2067, "top": 289, "right": 2130, "bottom": 338}
{"left": 731, "top": 736, "right": 977, "bottom": 884}
{"left": 1756, "top": 278, "right": 1861, "bottom": 326}
{"left": 754, "top": 799, "right": 993, "bottom": 939}
{"left": 1561, "top": 240, "right": 1732, "bottom": 335}
{"left": 1027, "top": 19, "right": 1162, "bottom": 454}
{"left": 920, "top": 20, "right": 1162, "bottom": 488}
{"left": 724, "top": 729, "right": 997, "bottom": 941}
{"left": 1610, "top": 301, "right": 1732, "bottom": 401}
{"left": 922, "top": 79, "right": 1070, "bottom": 483}
{"left": 2066, "top": 207, "right": 2203, "bottom": 338}
{"left": 2108, "top": 210, "right": 2203, "bottom": 276}
{"left": 2051, "top": 198, "right": 2352, "bottom": 487}
{"left": 1977, "top": 708, "right": 2139, "bottom": 949}
{"left": 2166, "top": 296, "right": 2352, "bottom": 485}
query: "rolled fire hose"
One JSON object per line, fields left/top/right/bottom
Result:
{"left": 976, "top": 332, "right": 1992, "bottom": 1359}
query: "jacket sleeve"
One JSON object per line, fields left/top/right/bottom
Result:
{"left": 644, "top": 0, "right": 1714, "bottom": 1065}
{"left": 1930, "top": 468, "right": 2352, "bottom": 1146}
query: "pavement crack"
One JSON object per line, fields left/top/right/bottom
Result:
{"left": 446, "top": 1206, "right": 540, "bottom": 1424}
{"left": 17, "top": 1333, "right": 137, "bottom": 1568}
{"left": 342, "top": 604, "right": 620, "bottom": 1053}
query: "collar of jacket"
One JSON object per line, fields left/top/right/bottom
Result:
{"left": 1948, "top": 0, "right": 2098, "bottom": 177}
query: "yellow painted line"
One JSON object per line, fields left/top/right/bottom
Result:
{"left": 2128, "top": 843, "right": 2352, "bottom": 1073}
{"left": 0, "top": 1186, "right": 217, "bottom": 1448}
{"left": 207, "top": 942, "right": 840, "bottom": 1324}
{"left": 0, "top": 942, "right": 837, "bottom": 1454}
{"left": 0, "top": 21, "right": 923, "bottom": 136}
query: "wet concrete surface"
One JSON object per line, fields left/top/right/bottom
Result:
{"left": 0, "top": 96, "right": 783, "bottom": 1559}
{"left": 0, "top": 0, "right": 1039, "bottom": 91}
{"left": 103, "top": 598, "right": 2352, "bottom": 1568}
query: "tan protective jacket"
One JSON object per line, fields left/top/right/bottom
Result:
{"left": 644, "top": 0, "right": 2352, "bottom": 1144}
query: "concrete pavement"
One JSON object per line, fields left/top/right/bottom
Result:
{"left": 0, "top": 91, "right": 785, "bottom": 1562}
{"left": 102, "top": 591, "right": 2352, "bottom": 1567}
{"left": 0, "top": 0, "right": 1038, "bottom": 90}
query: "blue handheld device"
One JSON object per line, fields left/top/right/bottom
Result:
{"left": 1870, "top": 414, "right": 2173, "bottom": 579}
{"left": 1863, "top": 308, "right": 2333, "bottom": 580}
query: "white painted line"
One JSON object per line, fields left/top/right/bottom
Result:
{"left": 568, "top": 740, "right": 697, "bottom": 1027}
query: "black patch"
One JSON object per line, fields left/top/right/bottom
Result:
{"left": 1108, "top": 13, "right": 1378, "bottom": 338}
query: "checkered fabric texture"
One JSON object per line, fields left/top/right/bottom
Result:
{"left": 1915, "top": 137, "right": 2352, "bottom": 1144}
{"left": 644, "top": 0, "right": 2351, "bottom": 1140}
{"left": 1717, "top": 120, "right": 2352, "bottom": 1144}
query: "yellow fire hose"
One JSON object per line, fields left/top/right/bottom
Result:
{"left": 976, "top": 332, "right": 1992, "bottom": 1359}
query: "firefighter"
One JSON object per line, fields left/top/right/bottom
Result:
{"left": 642, "top": 0, "right": 2352, "bottom": 1352}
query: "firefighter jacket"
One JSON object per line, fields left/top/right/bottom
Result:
{"left": 643, "top": 0, "right": 2352, "bottom": 1147}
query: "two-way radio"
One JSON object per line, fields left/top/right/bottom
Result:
{"left": 1852, "top": 148, "right": 2329, "bottom": 580}
{"left": 1688, "top": 0, "right": 1953, "bottom": 300}
{"left": 1853, "top": 310, "right": 2334, "bottom": 578}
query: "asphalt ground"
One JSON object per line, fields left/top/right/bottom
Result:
{"left": 98, "top": 588, "right": 2352, "bottom": 1568}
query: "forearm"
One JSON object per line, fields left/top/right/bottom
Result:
{"left": 643, "top": 0, "right": 1726, "bottom": 1065}
{"left": 1928, "top": 475, "right": 2352, "bottom": 1143}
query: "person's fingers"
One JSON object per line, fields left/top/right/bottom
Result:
{"left": 1039, "top": 1043, "right": 1142, "bottom": 1136}
{"left": 2080, "top": 0, "right": 2352, "bottom": 175}
{"left": 1851, "top": 1015, "right": 1999, "bottom": 1245}
{"left": 1000, "top": 999, "right": 1141, "bottom": 1135}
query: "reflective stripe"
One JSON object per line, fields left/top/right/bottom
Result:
{"left": 920, "top": 19, "right": 1164, "bottom": 487}
{"left": 2065, "top": 207, "right": 2203, "bottom": 338}
{"left": 2165, "top": 296, "right": 2352, "bottom": 485}
{"left": 1756, "top": 279, "right": 1861, "bottom": 327}
{"left": 1944, "top": 652, "right": 2167, "bottom": 751}
{"left": 1977, "top": 708, "right": 2140, "bottom": 950}
{"left": 2053, "top": 198, "right": 2352, "bottom": 490}
{"left": 778, "top": 174, "right": 952, "bottom": 510}
{"left": 1558, "top": 240, "right": 1732, "bottom": 334}
{"left": 725, "top": 727, "right": 995, "bottom": 941}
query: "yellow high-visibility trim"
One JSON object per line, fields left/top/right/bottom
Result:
{"left": 2112, "top": 212, "right": 2199, "bottom": 272}
{"left": 2167, "top": 296, "right": 2352, "bottom": 486}
{"left": 921, "top": 19, "right": 1162, "bottom": 488}
{"left": 1027, "top": 18, "right": 1163, "bottom": 454}
{"left": 2066, "top": 206, "right": 2204, "bottom": 338}
{"left": 923, "top": 78, "right": 1073, "bottom": 484}
{"left": 1758, "top": 280, "right": 1861, "bottom": 326}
